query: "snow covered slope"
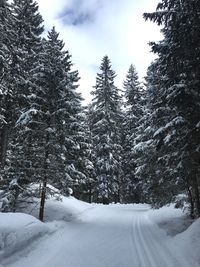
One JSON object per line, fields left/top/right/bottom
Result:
{"left": 21, "top": 196, "right": 91, "bottom": 222}
{"left": 0, "top": 196, "right": 91, "bottom": 264}
{"left": 0, "top": 213, "right": 49, "bottom": 261}
{"left": 173, "top": 218, "right": 200, "bottom": 264}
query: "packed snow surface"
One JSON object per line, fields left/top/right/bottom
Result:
{"left": 1, "top": 199, "right": 200, "bottom": 267}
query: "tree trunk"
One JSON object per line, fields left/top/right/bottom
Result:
{"left": 89, "top": 183, "right": 92, "bottom": 203}
{"left": 39, "top": 177, "right": 47, "bottom": 221}
{"left": 117, "top": 189, "right": 121, "bottom": 203}
{"left": 39, "top": 133, "right": 49, "bottom": 221}
{"left": 0, "top": 126, "right": 8, "bottom": 168}
{"left": 12, "top": 188, "right": 20, "bottom": 213}
{"left": 187, "top": 184, "right": 195, "bottom": 219}
{"left": 193, "top": 174, "right": 200, "bottom": 217}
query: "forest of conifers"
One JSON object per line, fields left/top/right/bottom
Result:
{"left": 0, "top": 0, "right": 200, "bottom": 221}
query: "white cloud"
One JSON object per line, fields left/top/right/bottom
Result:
{"left": 37, "top": 0, "right": 162, "bottom": 102}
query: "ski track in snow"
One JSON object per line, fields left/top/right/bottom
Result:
{"left": 3, "top": 205, "right": 199, "bottom": 267}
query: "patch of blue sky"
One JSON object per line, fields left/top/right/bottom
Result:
{"left": 59, "top": 9, "right": 94, "bottom": 26}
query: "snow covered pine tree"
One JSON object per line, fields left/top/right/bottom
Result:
{"left": 0, "top": 0, "right": 44, "bottom": 212}
{"left": 90, "top": 56, "right": 123, "bottom": 204}
{"left": 143, "top": 0, "right": 200, "bottom": 216}
{"left": 122, "top": 64, "right": 144, "bottom": 203}
{"left": 17, "top": 27, "right": 87, "bottom": 221}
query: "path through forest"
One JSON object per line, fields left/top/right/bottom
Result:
{"left": 3, "top": 204, "right": 198, "bottom": 267}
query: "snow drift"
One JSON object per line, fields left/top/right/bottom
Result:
{"left": 0, "top": 195, "right": 90, "bottom": 262}
{"left": 0, "top": 213, "right": 49, "bottom": 260}
{"left": 174, "top": 218, "right": 200, "bottom": 264}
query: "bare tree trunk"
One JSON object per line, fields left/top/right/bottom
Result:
{"left": 89, "top": 183, "right": 92, "bottom": 203}
{"left": 39, "top": 177, "right": 47, "bottom": 221}
{"left": 193, "top": 174, "right": 200, "bottom": 217}
{"left": 39, "top": 133, "right": 49, "bottom": 222}
{"left": 12, "top": 188, "right": 20, "bottom": 213}
{"left": 0, "top": 126, "right": 8, "bottom": 168}
{"left": 117, "top": 188, "right": 121, "bottom": 203}
{"left": 187, "top": 184, "right": 195, "bottom": 219}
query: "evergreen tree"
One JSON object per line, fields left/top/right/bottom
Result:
{"left": 0, "top": 1, "right": 28, "bottom": 212}
{"left": 74, "top": 107, "right": 96, "bottom": 203}
{"left": 90, "top": 56, "right": 123, "bottom": 203}
{"left": 122, "top": 64, "right": 144, "bottom": 203}
{"left": 10, "top": 0, "right": 44, "bottom": 126}
{"left": 1, "top": 0, "right": 44, "bottom": 170}
{"left": 16, "top": 28, "right": 87, "bottom": 220}
{"left": 132, "top": 61, "right": 183, "bottom": 206}
{"left": 8, "top": 0, "right": 44, "bottom": 118}
{"left": 12, "top": 0, "right": 44, "bottom": 67}
{"left": 0, "top": 0, "right": 16, "bottom": 170}
{"left": 142, "top": 0, "right": 200, "bottom": 216}
{"left": 0, "top": 0, "right": 44, "bottom": 212}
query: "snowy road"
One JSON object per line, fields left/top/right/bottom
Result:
{"left": 3, "top": 204, "right": 198, "bottom": 267}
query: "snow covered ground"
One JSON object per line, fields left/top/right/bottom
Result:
{"left": 0, "top": 213, "right": 49, "bottom": 261}
{"left": 1, "top": 197, "right": 200, "bottom": 267}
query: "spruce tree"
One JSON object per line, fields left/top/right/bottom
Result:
{"left": 132, "top": 61, "right": 182, "bottom": 206}
{"left": 143, "top": 0, "right": 200, "bottom": 216}
{"left": 0, "top": 1, "right": 28, "bottom": 212}
{"left": 1, "top": 0, "right": 44, "bottom": 173}
{"left": 10, "top": 0, "right": 44, "bottom": 124}
{"left": 122, "top": 64, "right": 144, "bottom": 203}
{"left": 0, "top": 0, "right": 16, "bottom": 170}
{"left": 9, "top": 0, "right": 44, "bottom": 115}
{"left": 0, "top": 0, "right": 44, "bottom": 212}
{"left": 90, "top": 56, "right": 123, "bottom": 203}
{"left": 72, "top": 107, "right": 96, "bottom": 202}
{"left": 16, "top": 27, "right": 87, "bottom": 220}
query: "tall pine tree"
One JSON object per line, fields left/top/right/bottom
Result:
{"left": 0, "top": 0, "right": 16, "bottom": 170}
{"left": 90, "top": 56, "right": 123, "bottom": 203}
{"left": 122, "top": 64, "right": 144, "bottom": 203}
{"left": 16, "top": 27, "right": 87, "bottom": 220}
{"left": 0, "top": 0, "right": 44, "bottom": 212}
{"left": 142, "top": 0, "right": 200, "bottom": 216}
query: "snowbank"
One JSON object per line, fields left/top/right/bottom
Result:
{"left": 20, "top": 196, "right": 91, "bottom": 222}
{"left": 147, "top": 204, "right": 185, "bottom": 224}
{"left": 0, "top": 196, "right": 91, "bottom": 262}
{"left": 13, "top": 183, "right": 91, "bottom": 222}
{"left": 44, "top": 196, "right": 91, "bottom": 221}
{"left": 43, "top": 196, "right": 90, "bottom": 221}
{"left": 147, "top": 204, "right": 192, "bottom": 236}
{"left": 147, "top": 205, "right": 199, "bottom": 265}
{"left": 0, "top": 213, "right": 49, "bottom": 260}
{"left": 173, "top": 218, "right": 200, "bottom": 264}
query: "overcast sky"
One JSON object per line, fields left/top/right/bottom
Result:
{"left": 37, "top": 0, "right": 162, "bottom": 102}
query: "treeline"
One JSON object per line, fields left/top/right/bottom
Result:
{"left": 0, "top": 0, "right": 200, "bottom": 220}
